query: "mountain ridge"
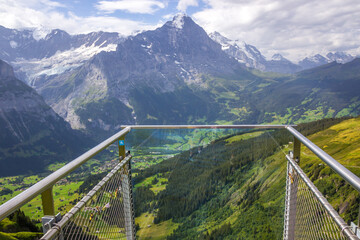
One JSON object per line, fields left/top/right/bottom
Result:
{"left": 35, "top": 14, "right": 255, "bottom": 134}
{"left": 23, "top": 15, "right": 360, "bottom": 137}
{"left": 209, "top": 31, "right": 355, "bottom": 73}
{"left": 0, "top": 59, "right": 91, "bottom": 176}
{"left": 0, "top": 21, "right": 355, "bottom": 84}
{"left": 0, "top": 15, "right": 359, "bottom": 139}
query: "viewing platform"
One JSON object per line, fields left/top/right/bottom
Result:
{"left": 1, "top": 125, "right": 360, "bottom": 240}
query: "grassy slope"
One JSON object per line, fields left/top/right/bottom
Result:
{"left": 201, "top": 117, "right": 360, "bottom": 239}
{"left": 300, "top": 117, "right": 360, "bottom": 222}
{"left": 133, "top": 117, "right": 360, "bottom": 239}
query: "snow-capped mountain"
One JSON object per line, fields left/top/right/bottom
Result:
{"left": 298, "top": 52, "right": 355, "bottom": 70}
{"left": 210, "top": 31, "right": 355, "bottom": 73}
{"left": 266, "top": 53, "right": 302, "bottom": 73}
{"left": 0, "top": 14, "right": 359, "bottom": 139}
{"left": 326, "top": 52, "right": 354, "bottom": 64}
{"left": 209, "top": 32, "right": 301, "bottom": 73}
{"left": 36, "top": 14, "right": 248, "bottom": 130}
{"left": 0, "top": 25, "right": 124, "bottom": 85}
{"left": 298, "top": 54, "right": 331, "bottom": 69}
{"left": 209, "top": 31, "right": 267, "bottom": 71}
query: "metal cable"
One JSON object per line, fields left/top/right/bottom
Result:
{"left": 42, "top": 157, "right": 132, "bottom": 240}
{"left": 284, "top": 155, "right": 358, "bottom": 240}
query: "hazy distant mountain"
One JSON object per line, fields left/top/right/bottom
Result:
{"left": 255, "top": 58, "right": 360, "bottom": 123}
{"left": 326, "top": 52, "right": 354, "bottom": 63}
{"left": 210, "top": 32, "right": 300, "bottom": 73}
{"left": 210, "top": 31, "right": 355, "bottom": 73}
{"left": 266, "top": 54, "right": 302, "bottom": 73}
{"left": 0, "top": 60, "right": 90, "bottom": 176}
{"left": 299, "top": 52, "right": 355, "bottom": 70}
{"left": 0, "top": 25, "right": 124, "bottom": 85}
{"left": 209, "top": 31, "right": 267, "bottom": 71}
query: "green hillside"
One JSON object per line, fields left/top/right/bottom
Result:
{"left": 132, "top": 117, "right": 360, "bottom": 239}
{"left": 128, "top": 59, "right": 360, "bottom": 129}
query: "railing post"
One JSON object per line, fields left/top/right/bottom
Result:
{"left": 119, "top": 136, "right": 136, "bottom": 240}
{"left": 284, "top": 138, "right": 301, "bottom": 240}
{"left": 41, "top": 187, "right": 55, "bottom": 216}
{"left": 41, "top": 187, "right": 56, "bottom": 234}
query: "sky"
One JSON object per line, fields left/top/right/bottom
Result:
{"left": 0, "top": 0, "right": 359, "bottom": 62}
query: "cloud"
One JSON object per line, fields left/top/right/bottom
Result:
{"left": 1, "top": 0, "right": 359, "bottom": 61}
{"left": 177, "top": 0, "right": 198, "bottom": 12}
{"left": 193, "top": 0, "right": 360, "bottom": 61}
{"left": 95, "top": 0, "right": 165, "bottom": 14}
{"left": 0, "top": 0, "right": 159, "bottom": 35}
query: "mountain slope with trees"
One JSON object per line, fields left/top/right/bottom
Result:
{"left": 133, "top": 117, "right": 359, "bottom": 239}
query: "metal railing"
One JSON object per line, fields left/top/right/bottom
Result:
{"left": 0, "top": 124, "right": 360, "bottom": 240}
{"left": 286, "top": 126, "right": 360, "bottom": 192}
{"left": 284, "top": 154, "right": 357, "bottom": 239}
{"left": 42, "top": 155, "right": 135, "bottom": 240}
{"left": 0, "top": 127, "right": 131, "bottom": 221}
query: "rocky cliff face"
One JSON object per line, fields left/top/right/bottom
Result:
{"left": 0, "top": 60, "right": 90, "bottom": 176}
{"left": 37, "top": 14, "right": 249, "bottom": 131}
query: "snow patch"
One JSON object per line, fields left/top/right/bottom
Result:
{"left": 32, "top": 26, "right": 52, "bottom": 41}
{"left": 9, "top": 41, "right": 18, "bottom": 48}
{"left": 234, "top": 40, "right": 246, "bottom": 49}
{"left": 13, "top": 43, "right": 118, "bottom": 83}
{"left": 172, "top": 13, "right": 186, "bottom": 29}
{"left": 308, "top": 54, "right": 325, "bottom": 63}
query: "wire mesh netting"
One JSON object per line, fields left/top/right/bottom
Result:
{"left": 284, "top": 156, "right": 355, "bottom": 240}
{"left": 43, "top": 157, "right": 135, "bottom": 240}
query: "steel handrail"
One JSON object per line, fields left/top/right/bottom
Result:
{"left": 2, "top": 124, "right": 360, "bottom": 224}
{"left": 286, "top": 126, "right": 360, "bottom": 192}
{"left": 286, "top": 154, "right": 359, "bottom": 240}
{"left": 41, "top": 155, "right": 132, "bottom": 240}
{"left": 121, "top": 124, "right": 294, "bottom": 129}
{"left": 0, "top": 127, "right": 131, "bottom": 221}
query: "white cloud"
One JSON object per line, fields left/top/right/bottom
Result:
{"left": 193, "top": 0, "right": 360, "bottom": 61}
{"left": 0, "top": 0, "right": 159, "bottom": 36}
{"left": 177, "top": 0, "right": 198, "bottom": 12}
{"left": 95, "top": 0, "right": 165, "bottom": 14}
{"left": 1, "top": 0, "right": 359, "bottom": 61}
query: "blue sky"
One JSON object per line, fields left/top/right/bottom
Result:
{"left": 0, "top": 0, "right": 359, "bottom": 61}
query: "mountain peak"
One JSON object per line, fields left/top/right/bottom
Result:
{"left": 326, "top": 51, "right": 354, "bottom": 64}
{"left": 172, "top": 13, "right": 188, "bottom": 29}
{"left": 209, "top": 31, "right": 231, "bottom": 45}
{"left": 0, "top": 60, "right": 14, "bottom": 78}
{"left": 32, "top": 25, "right": 52, "bottom": 41}
{"left": 271, "top": 54, "right": 285, "bottom": 61}
{"left": 44, "top": 29, "right": 70, "bottom": 41}
{"left": 164, "top": 13, "right": 195, "bottom": 30}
